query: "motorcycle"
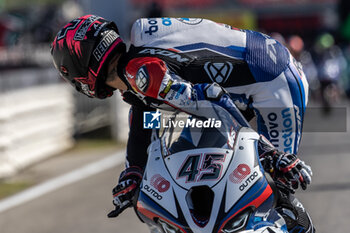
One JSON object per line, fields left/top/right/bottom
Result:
{"left": 132, "top": 106, "right": 307, "bottom": 233}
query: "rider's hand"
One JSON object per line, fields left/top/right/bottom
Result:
{"left": 274, "top": 153, "right": 313, "bottom": 190}
{"left": 107, "top": 166, "right": 143, "bottom": 218}
{"left": 261, "top": 150, "right": 312, "bottom": 190}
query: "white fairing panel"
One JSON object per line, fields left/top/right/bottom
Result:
{"left": 142, "top": 140, "right": 179, "bottom": 218}
{"left": 224, "top": 128, "right": 263, "bottom": 213}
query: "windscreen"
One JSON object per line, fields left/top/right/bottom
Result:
{"left": 160, "top": 106, "right": 245, "bottom": 155}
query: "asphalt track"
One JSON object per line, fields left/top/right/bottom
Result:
{"left": 0, "top": 107, "right": 349, "bottom": 233}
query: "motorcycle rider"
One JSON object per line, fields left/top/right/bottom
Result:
{"left": 51, "top": 15, "right": 314, "bottom": 232}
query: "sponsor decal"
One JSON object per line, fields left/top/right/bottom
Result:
{"left": 267, "top": 112, "right": 279, "bottom": 148}
{"left": 268, "top": 108, "right": 297, "bottom": 153}
{"left": 126, "top": 70, "right": 134, "bottom": 80}
{"left": 136, "top": 66, "right": 149, "bottom": 92}
{"left": 167, "top": 90, "right": 176, "bottom": 101}
{"left": 176, "top": 18, "right": 203, "bottom": 25}
{"left": 139, "top": 48, "right": 190, "bottom": 63}
{"left": 150, "top": 174, "right": 170, "bottom": 193}
{"left": 165, "top": 83, "right": 186, "bottom": 100}
{"left": 229, "top": 164, "right": 259, "bottom": 191}
{"left": 230, "top": 164, "right": 251, "bottom": 184}
{"left": 139, "top": 48, "right": 190, "bottom": 62}
{"left": 92, "top": 30, "right": 119, "bottom": 61}
{"left": 74, "top": 15, "right": 99, "bottom": 40}
{"left": 281, "top": 108, "right": 293, "bottom": 153}
{"left": 174, "top": 84, "right": 186, "bottom": 99}
{"left": 56, "top": 19, "right": 81, "bottom": 41}
{"left": 264, "top": 36, "right": 277, "bottom": 64}
{"left": 143, "top": 184, "right": 163, "bottom": 200}
{"left": 145, "top": 18, "right": 172, "bottom": 35}
{"left": 159, "top": 79, "right": 174, "bottom": 98}
{"left": 93, "top": 22, "right": 108, "bottom": 36}
{"left": 204, "top": 62, "right": 233, "bottom": 84}
{"left": 239, "top": 171, "right": 259, "bottom": 191}
{"left": 145, "top": 18, "right": 158, "bottom": 35}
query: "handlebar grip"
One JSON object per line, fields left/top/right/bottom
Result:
{"left": 107, "top": 209, "right": 122, "bottom": 218}
{"left": 107, "top": 201, "right": 133, "bottom": 218}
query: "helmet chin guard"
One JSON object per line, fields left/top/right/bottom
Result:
{"left": 51, "top": 14, "right": 126, "bottom": 99}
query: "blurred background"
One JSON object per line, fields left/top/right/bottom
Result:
{"left": 0, "top": 0, "right": 350, "bottom": 232}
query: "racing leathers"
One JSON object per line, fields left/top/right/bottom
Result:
{"left": 117, "top": 18, "right": 309, "bottom": 169}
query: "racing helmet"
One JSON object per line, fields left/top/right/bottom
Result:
{"left": 51, "top": 15, "right": 126, "bottom": 99}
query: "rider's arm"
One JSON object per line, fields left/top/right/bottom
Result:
{"left": 225, "top": 53, "right": 308, "bottom": 155}
{"left": 125, "top": 104, "right": 155, "bottom": 168}
{"left": 119, "top": 90, "right": 156, "bottom": 168}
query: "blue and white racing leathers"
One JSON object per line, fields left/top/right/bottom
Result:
{"left": 118, "top": 18, "right": 309, "bottom": 168}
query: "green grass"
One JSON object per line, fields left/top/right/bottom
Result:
{"left": 0, "top": 181, "right": 33, "bottom": 199}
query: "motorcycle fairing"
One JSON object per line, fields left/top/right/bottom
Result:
{"left": 138, "top": 127, "right": 287, "bottom": 233}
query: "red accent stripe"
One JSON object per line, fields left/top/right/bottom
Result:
{"left": 123, "top": 171, "right": 142, "bottom": 179}
{"left": 167, "top": 48, "right": 180, "bottom": 52}
{"left": 218, "top": 185, "right": 273, "bottom": 232}
{"left": 113, "top": 183, "right": 137, "bottom": 197}
{"left": 280, "top": 158, "right": 299, "bottom": 173}
{"left": 137, "top": 202, "right": 187, "bottom": 233}
{"left": 298, "top": 174, "right": 304, "bottom": 183}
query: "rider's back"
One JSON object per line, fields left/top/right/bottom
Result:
{"left": 130, "top": 17, "right": 290, "bottom": 84}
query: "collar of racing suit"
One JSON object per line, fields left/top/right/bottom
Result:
{"left": 116, "top": 51, "right": 132, "bottom": 90}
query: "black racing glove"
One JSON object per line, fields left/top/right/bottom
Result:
{"left": 107, "top": 166, "right": 143, "bottom": 218}
{"left": 275, "top": 152, "right": 313, "bottom": 190}
{"left": 261, "top": 150, "right": 313, "bottom": 190}
{"left": 258, "top": 135, "right": 312, "bottom": 191}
